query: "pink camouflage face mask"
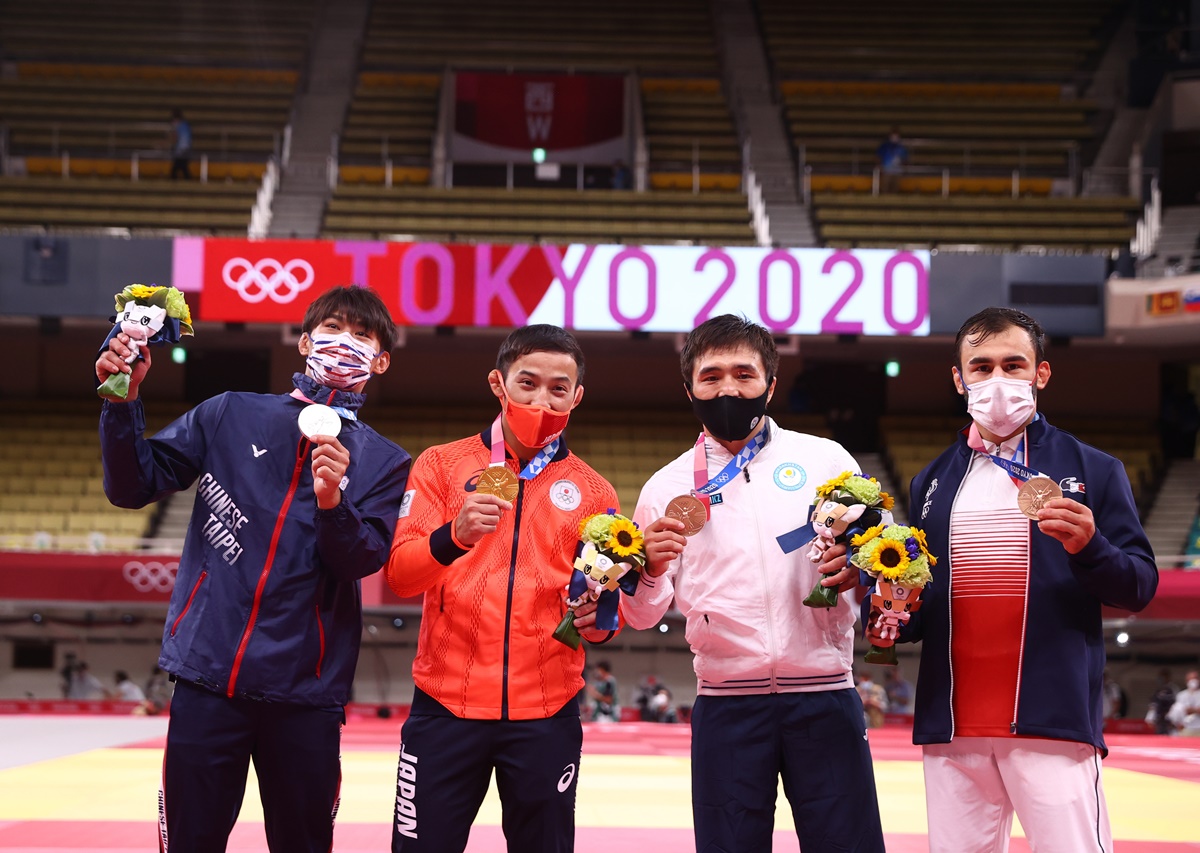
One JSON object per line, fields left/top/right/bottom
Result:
{"left": 305, "top": 331, "right": 379, "bottom": 389}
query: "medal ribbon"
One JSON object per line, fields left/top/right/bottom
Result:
{"left": 966, "top": 423, "right": 1045, "bottom": 486}
{"left": 689, "top": 426, "right": 769, "bottom": 516}
{"left": 289, "top": 388, "right": 357, "bottom": 422}
{"left": 490, "top": 415, "right": 560, "bottom": 480}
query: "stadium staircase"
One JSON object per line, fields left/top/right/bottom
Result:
{"left": 1143, "top": 459, "right": 1200, "bottom": 565}
{"left": 711, "top": 0, "right": 815, "bottom": 247}
{"left": 1140, "top": 206, "right": 1200, "bottom": 277}
{"left": 267, "top": 0, "right": 370, "bottom": 239}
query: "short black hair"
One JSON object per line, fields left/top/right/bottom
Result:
{"left": 115, "top": 670, "right": 129, "bottom": 682}
{"left": 680, "top": 314, "right": 778, "bottom": 387}
{"left": 496, "top": 324, "right": 585, "bottom": 384}
{"left": 302, "top": 285, "right": 398, "bottom": 351}
{"left": 954, "top": 307, "right": 1046, "bottom": 371}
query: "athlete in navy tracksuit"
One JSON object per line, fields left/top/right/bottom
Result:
{"left": 901, "top": 413, "right": 1158, "bottom": 753}
{"left": 97, "top": 286, "right": 410, "bottom": 853}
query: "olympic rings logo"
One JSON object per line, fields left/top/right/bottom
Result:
{"left": 121, "top": 560, "right": 179, "bottom": 593}
{"left": 222, "top": 257, "right": 315, "bottom": 304}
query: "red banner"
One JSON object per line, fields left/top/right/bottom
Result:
{"left": 0, "top": 551, "right": 420, "bottom": 609}
{"left": 455, "top": 71, "right": 624, "bottom": 152}
{"left": 0, "top": 553, "right": 179, "bottom": 603}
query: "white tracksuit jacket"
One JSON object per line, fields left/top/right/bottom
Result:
{"left": 625, "top": 419, "right": 861, "bottom": 696}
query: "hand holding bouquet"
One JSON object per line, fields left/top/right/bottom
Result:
{"left": 803, "top": 472, "right": 895, "bottom": 608}
{"left": 851, "top": 524, "right": 936, "bottom": 665}
{"left": 96, "top": 284, "right": 194, "bottom": 400}
{"left": 552, "top": 510, "right": 646, "bottom": 650}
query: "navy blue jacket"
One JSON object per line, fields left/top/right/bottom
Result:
{"left": 100, "top": 374, "right": 410, "bottom": 707}
{"left": 898, "top": 415, "right": 1156, "bottom": 755}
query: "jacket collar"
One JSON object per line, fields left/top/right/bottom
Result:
{"left": 479, "top": 420, "right": 571, "bottom": 464}
{"left": 291, "top": 372, "right": 367, "bottom": 412}
{"left": 702, "top": 417, "right": 774, "bottom": 462}
{"left": 956, "top": 412, "right": 1050, "bottom": 457}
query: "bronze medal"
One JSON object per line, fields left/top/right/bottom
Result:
{"left": 476, "top": 466, "right": 519, "bottom": 502}
{"left": 665, "top": 494, "right": 708, "bottom": 536}
{"left": 1017, "top": 476, "right": 1062, "bottom": 519}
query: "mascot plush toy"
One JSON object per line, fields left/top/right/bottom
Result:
{"left": 552, "top": 510, "right": 645, "bottom": 649}
{"left": 802, "top": 472, "right": 895, "bottom": 608}
{"left": 97, "top": 284, "right": 193, "bottom": 400}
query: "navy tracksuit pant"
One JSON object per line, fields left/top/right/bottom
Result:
{"left": 691, "top": 689, "right": 886, "bottom": 853}
{"left": 392, "top": 688, "right": 582, "bottom": 853}
{"left": 159, "top": 680, "right": 343, "bottom": 853}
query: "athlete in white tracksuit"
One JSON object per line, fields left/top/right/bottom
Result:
{"left": 626, "top": 315, "right": 885, "bottom": 853}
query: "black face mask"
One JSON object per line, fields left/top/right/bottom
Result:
{"left": 690, "top": 387, "right": 771, "bottom": 442}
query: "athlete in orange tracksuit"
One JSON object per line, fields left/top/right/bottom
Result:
{"left": 386, "top": 325, "right": 620, "bottom": 853}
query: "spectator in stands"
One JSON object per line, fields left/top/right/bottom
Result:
{"left": 67, "top": 661, "right": 106, "bottom": 700}
{"left": 113, "top": 670, "right": 146, "bottom": 702}
{"left": 884, "top": 667, "right": 914, "bottom": 716}
{"left": 169, "top": 110, "right": 193, "bottom": 180}
{"left": 1150, "top": 668, "right": 1180, "bottom": 733}
{"left": 626, "top": 314, "right": 886, "bottom": 852}
{"left": 611, "top": 159, "right": 631, "bottom": 190}
{"left": 857, "top": 306, "right": 1157, "bottom": 852}
{"left": 96, "top": 285, "right": 409, "bottom": 853}
{"left": 856, "top": 671, "right": 888, "bottom": 728}
{"left": 876, "top": 126, "right": 907, "bottom": 193}
{"left": 383, "top": 325, "right": 619, "bottom": 853}
{"left": 1167, "top": 670, "right": 1200, "bottom": 735}
{"left": 588, "top": 660, "right": 619, "bottom": 722}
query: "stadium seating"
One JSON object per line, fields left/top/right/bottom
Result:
{"left": 321, "top": 186, "right": 756, "bottom": 245}
{"left": 0, "top": 0, "right": 315, "bottom": 66}
{"left": 359, "top": 0, "right": 719, "bottom": 75}
{"left": 0, "top": 176, "right": 259, "bottom": 234}
{"left": 340, "top": 72, "right": 440, "bottom": 177}
{"left": 812, "top": 192, "right": 1139, "bottom": 249}
{"left": 0, "top": 403, "right": 189, "bottom": 552}
{"left": 0, "top": 0, "right": 313, "bottom": 235}
{"left": 642, "top": 79, "right": 742, "bottom": 191}
{"left": 756, "top": 0, "right": 1133, "bottom": 251}
{"left": 757, "top": 0, "right": 1118, "bottom": 80}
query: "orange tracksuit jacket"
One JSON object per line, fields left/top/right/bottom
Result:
{"left": 386, "top": 427, "right": 620, "bottom": 720}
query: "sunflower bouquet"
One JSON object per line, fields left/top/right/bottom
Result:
{"left": 552, "top": 510, "right": 646, "bottom": 650}
{"left": 802, "top": 471, "right": 895, "bottom": 608}
{"left": 97, "top": 284, "right": 194, "bottom": 400}
{"left": 850, "top": 524, "right": 936, "bottom": 665}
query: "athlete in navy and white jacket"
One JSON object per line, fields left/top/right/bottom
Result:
{"left": 901, "top": 414, "right": 1157, "bottom": 753}
{"left": 97, "top": 285, "right": 409, "bottom": 853}
{"left": 867, "top": 307, "right": 1157, "bottom": 853}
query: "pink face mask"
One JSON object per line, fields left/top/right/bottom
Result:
{"left": 305, "top": 331, "right": 379, "bottom": 389}
{"left": 963, "top": 374, "right": 1036, "bottom": 438}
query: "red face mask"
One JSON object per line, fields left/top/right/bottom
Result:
{"left": 502, "top": 395, "right": 571, "bottom": 449}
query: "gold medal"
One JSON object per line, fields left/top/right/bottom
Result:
{"left": 476, "top": 466, "right": 519, "bottom": 502}
{"left": 1017, "top": 476, "right": 1062, "bottom": 519}
{"left": 665, "top": 494, "right": 707, "bottom": 536}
